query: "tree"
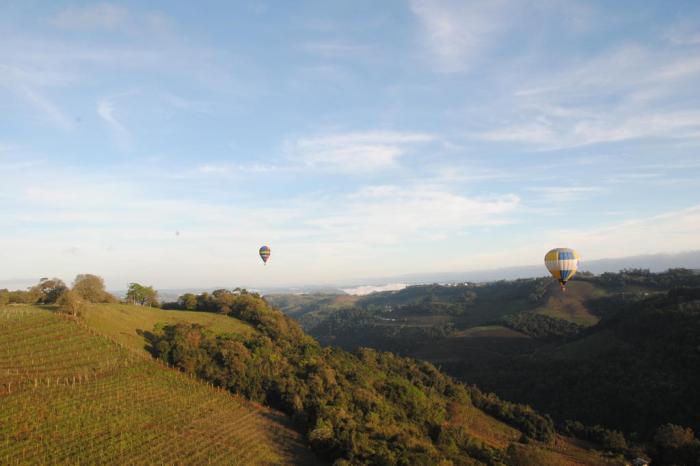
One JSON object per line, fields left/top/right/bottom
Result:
{"left": 126, "top": 283, "right": 159, "bottom": 307}
{"left": 72, "top": 274, "right": 115, "bottom": 303}
{"left": 57, "top": 290, "right": 85, "bottom": 317}
{"left": 653, "top": 424, "right": 700, "bottom": 465}
{"left": 32, "top": 278, "right": 68, "bottom": 304}
{"left": 0, "top": 289, "right": 9, "bottom": 306}
{"left": 178, "top": 293, "right": 198, "bottom": 310}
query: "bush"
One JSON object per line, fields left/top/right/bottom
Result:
{"left": 57, "top": 290, "right": 85, "bottom": 317}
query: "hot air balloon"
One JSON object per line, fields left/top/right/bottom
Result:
{"left": 259, "top": 245, "right": 271, "bottom": 265}
{"left": 544, "top": 248, "right": 579, "bottom": 290}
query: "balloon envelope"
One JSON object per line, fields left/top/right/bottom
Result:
{"left": 544, "top": 248, "right": 579, "bottom": 288}
{"left": 259, "top": 245, "right": 271, "bottom": 264}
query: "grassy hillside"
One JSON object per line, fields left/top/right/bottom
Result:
{"left": 80, "top": 303, "right": 255, "bottom": 353}
{"left": 0, "top": 305, "right": 316, "bottom": 465}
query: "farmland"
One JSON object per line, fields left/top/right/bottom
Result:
{"left": 0, "top": 305, "right": 316, "bottom": 465}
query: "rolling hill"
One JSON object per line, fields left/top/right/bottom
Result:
{"left": 1, "top": 291, "right": 642, "bottom": 464}
{"left": 268, "top": 269, "right": 700, "bottom": 463}
{"left": 0, "top": 305, "right": 317, "bottom": 465}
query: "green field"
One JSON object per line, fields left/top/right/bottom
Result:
{"left": 79, "top": 303, "right": 255, "bottom": 354}
{"left": 0, "top": 305, "right": 316, "bottom": 465}
{"left": 531, "top": 281, "right": 604, "bottom": 326}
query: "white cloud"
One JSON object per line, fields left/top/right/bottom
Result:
{"left": 50, "top": 3, "right": 128, "bottom": 30}
{"left": 308, "top": 184, "right": 520, "bottom": 244}
{"left": 97, "top": 98, "right": 131, "bottom": 150}
{"left": 409, "top": 0, "right": 510, "bottom": 73}
{"left": 291, "top": 131, "right": 434, "bottom": 173}
{"left": 472, "top": 41, "right": 700, "bottom": 150}
{"left": 478, "top": 111, "right": 700, "bottom": 149}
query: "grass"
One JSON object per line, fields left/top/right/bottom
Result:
{"left": 532, "top": 281, "right": 603, "bottom": 327}
{"left": 0, "top": 305, "right": 317, "bottom": 465}
{"left": 79, "top": 303, "right": 254, "bottom": 354}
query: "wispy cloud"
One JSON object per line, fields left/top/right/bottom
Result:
{"left": 409, "top": 0, "right": 511, "bottom": 73}
{"left": 18, "top": 85, "right": 74, "bottom": 130}
{"left": 307, "top": 184, "right": 520, "bottom": 244}
{"left": 49, "top": 3, "right": 129, "bottom": 30}
{"left": 0, "top": 63, "right": 74, "bottom": 130}
{"left": 290, "top": 131, "right": 435, "bottom": 173}
{"left": 471, "top": 39, "right": 700, "bottom": 150}
{"left": 97, "top": 98, "right": 131, "bottom": 150}
{"left": 477, "top": 111, "right": 700, "bottom": 149}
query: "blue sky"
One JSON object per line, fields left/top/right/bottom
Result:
{"left": 1, "top": 0, "right": 699, "bottom": 289}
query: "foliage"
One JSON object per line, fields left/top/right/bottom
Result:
{"left": 651, "top": 424, "right": 700, "bottom": 466}
{"left": 563, "top": 421, "right": 630, "bottom": 455}
{"left": 501, "top": 312, "right": 583, "bottom": 340}
{"left": 468, "top": 387, "right": 555, "bottom": 443}
{"left": 72, "top": 274, "right": 117, "bottom": 303}
{"left": 31, "top": 277, "right": 68, "bottom": 304}
{"left": 154, "top": 289, "right": 558, "bottom": 464}
{"left": 125, "top": 282, "right": 159, "bottom": 306}
{"left": 56, "top": 289, "right": 85, "bottom": 317}
{"left": 310, "top": 307, "right": 454, "bottom": 353}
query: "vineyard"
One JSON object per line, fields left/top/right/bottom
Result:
{"left": 0, "top": 306, "right": 317, "bottom": 465}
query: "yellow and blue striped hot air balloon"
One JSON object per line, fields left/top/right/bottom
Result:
{"left": 544, "top": 248, "right": 580, "bottom": 290}
{"left": 259, "top": 245, "right": 271, "bottom": 265}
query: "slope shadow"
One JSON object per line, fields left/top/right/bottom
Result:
{"left": 136, "top": 329, "right": 159, "bottom": 356}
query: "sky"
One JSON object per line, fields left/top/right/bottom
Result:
{"left": 1, "top": 0, "right": 699, "bottom": 290}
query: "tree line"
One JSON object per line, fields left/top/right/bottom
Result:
{"left": 0, "top": 275, "right": 159, "bottom": 314}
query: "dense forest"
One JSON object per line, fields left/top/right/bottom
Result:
{"left": 156, "top": 289, "right": 559, "bottom": 465}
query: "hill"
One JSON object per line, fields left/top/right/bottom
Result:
{"left": 159, "top": 289, "right": 625, "bottom": 465}
{"left": 451, "top": 288, "right": 700, "bottom": 439}
{"left": 1, "top": 288, "right": 639, "bottom": 464}
{"left": 270, "top": 269, "right": 700, "bottom": 464}
{"left": 0, "top": 305, "right": 317, "bottom": 465}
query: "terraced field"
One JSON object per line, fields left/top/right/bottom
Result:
{"left": 0, "top": 306, "right": 317, "bottom": 465}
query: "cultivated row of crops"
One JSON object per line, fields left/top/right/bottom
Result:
{"left": 0, "top": 306, "right": 313, "bottom": 465}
